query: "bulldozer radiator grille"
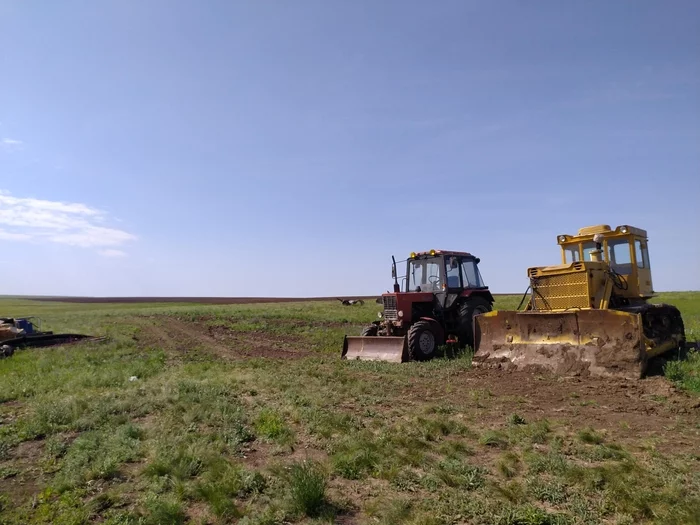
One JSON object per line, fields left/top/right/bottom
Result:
{"left": 531, "top": 273, "right": 590, "bottom": 310}
{"left": 383, "top": 296, "right": 398, "bottom": 320}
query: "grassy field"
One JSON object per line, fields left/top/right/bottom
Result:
{"left": 0, "top": 293, "right": 699, "bottom": 525}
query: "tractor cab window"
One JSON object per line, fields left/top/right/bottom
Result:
{"left": 607, "top": 239, "right": 632, "bottom": 274}
{"left": 408, "top": 258, "right": 442, "bottom": 292}
{"left": 446, "top": 257, "right": 461, "bottom": 288}
{"left": 563, "top": 245, "right": 580, "bottom": 263}
{"left": 461, "top": 259, "right": 484, "bottom": 288}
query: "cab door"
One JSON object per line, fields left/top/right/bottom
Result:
{"left": 634, "top": 238, "right": 654, "bottom": 297}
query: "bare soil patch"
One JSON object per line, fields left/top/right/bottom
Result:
{"left": 133, "top": 316, "right": 311, "bottom": 360}
{"left": 0, "top": 440, "right": 45, "bottom": 506}
{"left": 408, "top": 366, "right": 700, "bottom": 457}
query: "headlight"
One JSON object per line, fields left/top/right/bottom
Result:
{"left": 398, "top": 310, "right": 404, "bottom": 318}
{"left": 620, "top": 226, "right": 628, "bottom": 233}
{"left": 377, "top": 312, "right": 383, "bottom": 319}
{"left": 558, "top": 235, "right": 566, "bottom": 242}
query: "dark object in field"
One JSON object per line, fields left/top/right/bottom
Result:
{"left": 0, "top": 317, "right": 105, "bottom": 356}
{"left": 337, "top": 298, "right": 365, "bottom": 306}
{"left": 0, "top": 344, "right": 13, "bottom": 358}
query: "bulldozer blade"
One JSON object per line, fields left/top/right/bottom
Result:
{"left": 472, "top": 309, "right": 647, "bottom": 380}
{"left": 342, "top": 335, "right": 408, "bottom": 363}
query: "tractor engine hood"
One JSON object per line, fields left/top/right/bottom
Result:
{"left": 381, "top": 292, "right": 434, "bottom": 324}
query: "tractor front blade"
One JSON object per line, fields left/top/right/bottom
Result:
{"left": 472, "top": 309, "right": 647, "bottom": 380}
{"left": 342, "top": 335, "right": 408, "bottom": 363}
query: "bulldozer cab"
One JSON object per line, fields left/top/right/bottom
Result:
{"left": 558, "top": 224, "right": 653, "bottom": 300}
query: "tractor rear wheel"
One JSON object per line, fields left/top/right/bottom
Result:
{"left": 458, "top": 296, "right": 492, "bottom": 349}
{"left": 408, "top": 320, "right": 441, "bottom": 361}
{"left": 361, "top": 325, "right": 378, "bottom": 337}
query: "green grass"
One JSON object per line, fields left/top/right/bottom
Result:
{"left": 287, "top": 461, "right": 328, "bottom": 518}
{"left": 664, "top": 349, "right": 700, "bottom": 394}
{"left": 0, "top": 293, "right": 698, "bottom": 524}
{"left": 653, "top": 292, "right": 700, "bottom": 394}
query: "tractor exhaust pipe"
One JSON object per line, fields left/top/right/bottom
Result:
{"left": 391, "top": 256, "right": 400, "bottom": 293}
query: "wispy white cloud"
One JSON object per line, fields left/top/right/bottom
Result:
{"left": 99, "top": 249, "right": 127, "bottom": 258}
{"left": 0, "top": 229, "right": 32, "bottom": 241}
{"left": 1, "top": 138, "right": 24, "bottom": 153}
{"left": 0, "top": 190, "right": 136, "bottom": 252}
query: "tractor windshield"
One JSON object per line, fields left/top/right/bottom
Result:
{"left": 461, "top": 259, "right": 485, "bottom": 288}
{"left": 407, "top": 257, "right": 443, "bottom": 292}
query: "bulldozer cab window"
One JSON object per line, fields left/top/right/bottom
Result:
{"left": 582, "top": 242, "right": 597, "bottom": 261}
{"left": 607, "top": 239, "right": 633, "bottom": 274}
{"left": 635, "top": 240, "right": 648, "bottom": 269}
{"left": 564, "top": 246, "right": 581, "bottom": 262}
{"left": 408, "top": 259, "right": 442, "bottom": 292}
{"left": 461, "top": 259, "right": 484, "bottom": 288}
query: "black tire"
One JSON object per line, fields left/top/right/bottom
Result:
{"left": 408, "top": 320, "right": 442, "bottom": 361}
{"left": 457, "top": 296, "right": 493, "bottom": 349}
{"left": 361, "top": 325, "right": 378, "bottom": 337}
{"left": 0, "top": 344, "right": 14, "bottom": 358}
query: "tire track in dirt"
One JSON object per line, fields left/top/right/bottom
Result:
{"left": 132, "top": 316, "right": 310, "bottom": 361}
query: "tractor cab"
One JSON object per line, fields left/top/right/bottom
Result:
{"left": 405, "top": 250, "right": 485, "bottom": 294}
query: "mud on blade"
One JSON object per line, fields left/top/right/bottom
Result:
{"left": 472, "top": 310, "right": 647, "bottom": 380}
{"left": 342, "top": 336, "right": 408, "bottom": 363}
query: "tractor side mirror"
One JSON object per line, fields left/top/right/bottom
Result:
{"left": 449, "top": 257, "right": 459, "bottom": 269}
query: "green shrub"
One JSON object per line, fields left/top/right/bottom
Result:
{"left": 288, "top": 461, "right": 327, "bottom": 517}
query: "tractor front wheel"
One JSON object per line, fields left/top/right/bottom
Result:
{"left": 408, "top": 320, "right": 442, "bottom": 361}
{"left": 361, "top": 324, "right": 378, "bottom": 337}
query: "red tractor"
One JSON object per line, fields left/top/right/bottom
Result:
{"left": 342, "top": 250, "right": 494, "bottom": 362}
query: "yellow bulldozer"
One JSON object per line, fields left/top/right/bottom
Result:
{"left": 472, "top": 224, "right": 686, "bottom": 380}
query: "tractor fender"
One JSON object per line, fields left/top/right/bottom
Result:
{"left": 418, "top": 317, "right": 445, "bottom": 342}
{"left": 460, "top": 289, "right": 495, "bottom": 305}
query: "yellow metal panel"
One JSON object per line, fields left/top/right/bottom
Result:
{"left": 527, "top": 261, "right": 610, "bottom": 311}
{"left": 531, "top": 271, "right": 589, "bottom": 310}
{"left": 577, "top": 224, "right": 612, "bottom": 236}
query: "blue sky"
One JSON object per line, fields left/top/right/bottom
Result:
{"left": 1, "top": 0, "right": 698, "bottom": 296}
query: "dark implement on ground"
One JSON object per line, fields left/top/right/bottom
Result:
{"left": 0, "top": 317, "right": 105, "bottom": 358}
